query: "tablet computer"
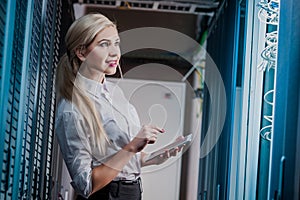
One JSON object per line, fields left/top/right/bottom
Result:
{"left": 144, "top": 134, "right": 192, "bottom": 162}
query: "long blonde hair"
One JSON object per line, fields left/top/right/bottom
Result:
{"left": 56, "top": 13, "right": 115, "bottom": 154}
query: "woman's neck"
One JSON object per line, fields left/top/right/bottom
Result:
{"left": 79, "top": 67, "right": 105, "bottom": 83}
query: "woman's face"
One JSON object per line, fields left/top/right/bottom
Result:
{"left": 79, "top": 26, "right": 121, "bottom": 81}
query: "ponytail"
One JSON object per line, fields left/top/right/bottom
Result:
{"left": 56, "top": 52, "right": 108, "bottom": 155}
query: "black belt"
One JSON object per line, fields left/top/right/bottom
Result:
{"left": 85, "top": 178, "right": 142, "bottom": 199}
{"left": 112, "top": 177, "right": 141, "bottom": 185}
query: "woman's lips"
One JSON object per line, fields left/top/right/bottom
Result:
{"left": 107, "top": 60, "right": 118, "bottom": 67}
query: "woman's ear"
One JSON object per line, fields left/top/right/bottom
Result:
{"left": 75, "top": 46, "right": 86, "bottom": 62}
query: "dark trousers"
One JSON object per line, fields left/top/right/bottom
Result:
{"left": 77, "top": 179, "right": 142, "bottom": 200}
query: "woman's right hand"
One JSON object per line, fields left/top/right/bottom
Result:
{"left": 124, "top": 125, "right": 164, "bottom": 153}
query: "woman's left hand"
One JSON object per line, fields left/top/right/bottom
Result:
{"left": 141, "top": 136, "right": 185, "bottom": 166}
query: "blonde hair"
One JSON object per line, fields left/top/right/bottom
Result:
{"left": 56, "top": 13, "right": 115, "bottom": 154}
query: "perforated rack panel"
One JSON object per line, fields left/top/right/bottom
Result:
{"left": 0, "top": 0, "right": 62, "bottom": 199}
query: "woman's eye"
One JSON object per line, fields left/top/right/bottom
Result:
{"left": 99, "top": 42, "right": 110, "bottom": 47}
{"left": 115, "top": 41, "right": 120, "bottom": 46}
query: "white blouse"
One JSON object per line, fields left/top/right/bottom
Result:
{"left": 55, "top": 73, "right": 142, "bottom": 198}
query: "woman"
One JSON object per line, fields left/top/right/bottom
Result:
{"left": 55, "top": 13, "right": 180, "bottom": 200}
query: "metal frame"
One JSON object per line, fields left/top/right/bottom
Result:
{"left": 11, "top": 0, "right": 35, "bottom": 198}
{"left": 227, "top": 0, "right": 242, "bottom": 199}
{"left": 0, "top": 1, "right": 17, "bottom": 194}
{"left": 268, "top": 0, "right": 300, "bottom": 198}
{"left": 25, "top": 0, "right": 48, "bottom": 198}
{"left": 243, "top": 0, "right": 266, "bottom": 199}
{"left": 73, "top": 0, "right": 218, "bottom": 16}
{"left": 196, "top": 0, "right": 238, "bottom": 198}
{"left": 226, "top": 0, "right": 267, "bottom": 199}
{"left": 39, "top": 0, "right": 60, "bottom": 198}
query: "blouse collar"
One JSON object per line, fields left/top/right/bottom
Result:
{"left": 74, "top": 72, "right": 109, "bottom": 98}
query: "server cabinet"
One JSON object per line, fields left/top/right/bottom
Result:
{"left": 269, "top": 0, "right": 300, "bottom": 199}
{"left": 0, "top": 0, "right": 62, "bottom": 199}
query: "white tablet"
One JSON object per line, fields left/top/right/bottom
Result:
{"left": 144, "top": 134, "right": 192, "bottom": 162}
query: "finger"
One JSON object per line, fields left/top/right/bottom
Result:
{"left": 178, "top": 145, "right": 185, "bottom": 152}
{"left": 176, "top": 136, "right": 185, "bottom": 141}
{"left": 148, "top": 125, "right": 165, "bottom": 133}
{"left": 159, "top": 151, "right": 169, "bottom": 160}
{"left": 148, "top": 129, "right": 163, "bottom": 138}
{"left": 165, "top": 150, "right": 170, "bottom": 158}
{"left": 147, "top": 135, "right": 157, "bottom": 144}
{"left": 148, "top": 140, "right": 155, "bottom": 144}
{"left": 170, "top": 147, "right": 179, "bottom": 156}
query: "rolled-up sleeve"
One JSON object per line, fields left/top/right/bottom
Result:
{"left": 55, "top": 111, "right": 93, "bottom": 198}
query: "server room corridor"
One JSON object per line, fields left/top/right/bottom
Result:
{"left": 0, "top": 0, "right": 299, "bottom": 199}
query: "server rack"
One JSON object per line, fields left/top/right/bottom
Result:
{"left": 0, "top": 0, "right": 62, "bottom": 199}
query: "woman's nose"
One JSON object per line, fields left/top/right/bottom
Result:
{"left": 109, "top": 45, "right": 120, "bottom": 57}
